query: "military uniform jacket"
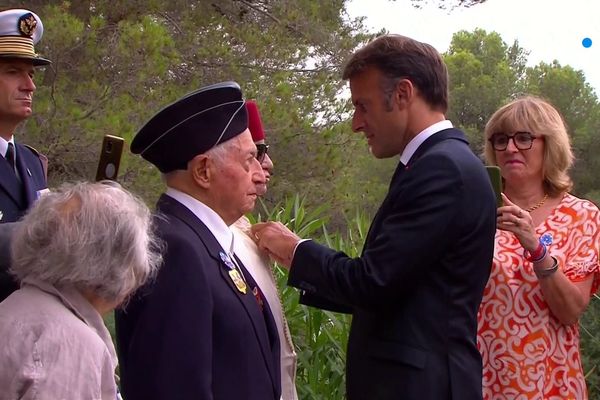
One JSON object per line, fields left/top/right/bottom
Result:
{"left": 289, "top": 128, "right": 496, "bottom": 400}
{"left": 0, "top": 143, "right": 47, "bottom": 301}
{"left": 115, "top": 194, "right": 281, "bottom": 400}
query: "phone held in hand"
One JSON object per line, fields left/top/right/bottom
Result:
{"left": 95, "top": 135, "right": 125, "bottom": 182}
{"left": 485, "top": 165, "right": 503, "bottom": 208}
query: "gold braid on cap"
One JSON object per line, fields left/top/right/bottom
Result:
{"left": 0, "top": 36, "right": 36, "bottom": 57}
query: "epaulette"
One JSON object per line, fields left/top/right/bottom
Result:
{"left": 23, "top": 144, "right": 40, "bottom": 157}
{"left": 23, "top": 144, "right": 48, "bottom": 180}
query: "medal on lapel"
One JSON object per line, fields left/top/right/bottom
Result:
{"left": 229, "top": 269, "right": 247, "bottom": 294}
{"left": 253, "top": 286, "right": 264, "bottom": 310}
{"left": 220, "top": 251, "right": 247, "bottom": 294}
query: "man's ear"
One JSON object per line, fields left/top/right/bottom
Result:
{"left": 395, "top": 78, "right": 414, "bottom": 109}
{"left": 189, "top": 154, "right": 211, "bottom": 189}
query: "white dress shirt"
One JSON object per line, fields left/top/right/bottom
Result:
{"left": 0, "top": 135, "right": 16, "bottom": 172}
{"left": 165, "top": 187, "right": 235, "bottom": 253}
{"left": 400, "top": 120, "right": 453, "bottom": 165}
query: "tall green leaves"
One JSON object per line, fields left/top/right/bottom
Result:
{"left": 581, "top": 294, "right": 600, "bottom": 395}
{"left": 250, "top": 195, "right": 371, "bottom": 398}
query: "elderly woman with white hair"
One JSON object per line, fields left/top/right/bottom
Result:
{"left": 0, "top": 181, "right": 162, "bottom": 399}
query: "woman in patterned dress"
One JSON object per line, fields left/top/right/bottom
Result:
{"left": 477, "top": 95, "right": 600, "bottom": 399}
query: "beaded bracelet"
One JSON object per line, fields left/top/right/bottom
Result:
{"left": 533, "top": 256, "right": 559, "bottom": 279}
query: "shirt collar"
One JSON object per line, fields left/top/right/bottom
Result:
{"left": 0, "top": 136, "right": 15, "bottom": 158}
{"left": 165, "top": 187, "right": 235, "bottom": 253}
{"left": 400, "top": 120, "right": 453, "bottom": 165}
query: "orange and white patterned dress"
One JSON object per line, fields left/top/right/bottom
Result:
{"left": 477, "top": 194, "right": 600, "bottom": 400}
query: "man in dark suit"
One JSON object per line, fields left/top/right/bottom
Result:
{"left": 0, "top": 9, "right": 50, "bottom": 301}
{"left": 252, "top": 34, "right": 496, "bottom": 400}
{"left": 115, "top": 82, "right": 281, "bottom": 400}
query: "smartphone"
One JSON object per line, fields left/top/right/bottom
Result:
{"left": 486, "top": 165, "right": 503, "bottom": 208}
{"left": 95, "top": 135, "right": 125, "bottom": 182}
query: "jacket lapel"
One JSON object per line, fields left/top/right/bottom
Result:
{"left": 363, "top": 160, "right": 406, "bottom": 248}
{"left": 157, "top": 194, "right": 280, "bottom": 395}
{"left": 14, "top": 144, "right": 37, "bottom": 207}
{"left": 230, "top": 253, "right": 280, "bottom": 390}
{"left": 0, "top": 155, "right": 24, "bottom": 208}
{"left": 363, "top": 129, "right": 468, "bottom": 250}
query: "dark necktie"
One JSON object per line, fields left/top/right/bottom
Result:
{"left": 5, "top": 142, "right": 15, "bottom": 171}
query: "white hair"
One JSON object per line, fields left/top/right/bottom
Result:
{"left": 206, "top": 135, "right": 241, "bottom": 165}
{"left": 10, "top": 181, "right": 163, "bottom": 303}
{"left": 160, "top": 137, "right": 241, "bottom": 183}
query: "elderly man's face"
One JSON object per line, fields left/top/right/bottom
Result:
{"left": 210, "top": 130, "right": 266, "bottom": 224}
{"left": 0, "top": 59, "right": 36, "bottom": 127}
{"left": 254, "top": 139, "right": 273, "bottom": 196}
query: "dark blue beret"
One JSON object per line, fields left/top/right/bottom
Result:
{"left": 131, "top": 81, "right": 248, "bottom": 173}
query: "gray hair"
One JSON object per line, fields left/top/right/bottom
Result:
{"left": 160, "top": 135, "right": 243, "bottom": 183}
{"left": 206, "top": 134, "right": 243, "bottom": 165}
{"left": 10, "top": 181, "right": 163, "bottom": 304}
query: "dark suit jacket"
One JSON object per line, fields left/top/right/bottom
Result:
{"left": 288, "top": 128, "right": 496, "bottom": 400}
{"left": 115, "top": 194, "right": 281, "bottom": 400}
{"left": 0, "top": 223, "right": 16, "bottom": 270}
{"left": 0, "top": 143, "right": 46, "bottom": 301}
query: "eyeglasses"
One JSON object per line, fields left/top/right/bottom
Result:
{"left": 256, "top": 144, "right": 269, "bottom": 163}
{"left": 488, "top": 132, "right": 539, "bottom": 151}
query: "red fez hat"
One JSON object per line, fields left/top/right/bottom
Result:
{"left": 245, "top": 100, "right": 265, "bottom": 142}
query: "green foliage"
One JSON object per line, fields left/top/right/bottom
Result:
{"left": 6, "top": 0, "right": 374, "bottom": 214}
{"left": 250, "top": 195, "right": 372, "bottom": 399}
{"left": 444, "top": 29, "right": 528, "bottom": 152}
{"left": 523, "top": 61, "right": 598, "bottom": 136}
{"left": 581, "top": 295, "right": 600, "bottom": 397}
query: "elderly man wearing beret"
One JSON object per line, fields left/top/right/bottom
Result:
{"left": 0, "top": 9, "right": 51, "bottom": 301}
{"left": 115, "top": 82, "right": 281, "bottom": 400}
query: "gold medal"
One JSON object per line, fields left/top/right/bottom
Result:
{"left": 229, "top": 269, "right": 247, "bottom": 294}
